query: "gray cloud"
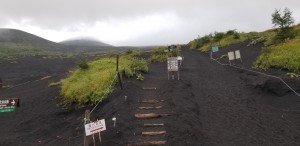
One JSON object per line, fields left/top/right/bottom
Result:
{"left": 0, "top": 0, "right": 299, "bottom": 45}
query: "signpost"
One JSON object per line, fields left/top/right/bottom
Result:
{"left": 85, "top": 119, "right": 106, "bottom": 136}
{"left": 0, "top": 98, "right": 19, "bottom": 113}
{"left": 167, "top": 57, "right": 179, "bottom": 80}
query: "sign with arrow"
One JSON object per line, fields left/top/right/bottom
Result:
{"left": 0, "top": 98, "right": 20, "bottom": 113}
{"left": 85, "top": 119, "right": 106, "bottom": 136}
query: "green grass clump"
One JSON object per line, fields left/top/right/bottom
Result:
{"left": 149, "top": 45, "right": 182, "bottom": 62}
{"left": 254, "top": 38, "right": 300, "bottom": 71}
{"left": 60, "top": 53, "right": 148, "bottom": 104}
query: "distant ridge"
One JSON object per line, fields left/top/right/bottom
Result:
{"left": 60, "top": 37, "right": 113, "bottom": 47}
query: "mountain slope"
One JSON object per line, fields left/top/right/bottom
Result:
{"left": 0, "top": 28, "right": 62, "bottom": 50}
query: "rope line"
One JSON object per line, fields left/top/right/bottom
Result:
{"left": 90, "top": 73, "right": 118, "bottom": 114}
{"left": 211, "top": 57, "right": 300, "bottom": 97}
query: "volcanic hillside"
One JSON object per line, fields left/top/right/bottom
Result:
{"left": 0, "top": 29, "right": 63, "bottom": 50}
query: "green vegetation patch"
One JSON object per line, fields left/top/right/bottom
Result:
{"left": 254, "top": 38, "right": 300, "bottom": 71}
{"left": 60, "top": 53, "right": 148, "bottom": 104}
{"left": 149, "top": 45, "right": 182, "bottom": 62}
{"left": 188, "top": 30, "right": 256, "bottom": 52}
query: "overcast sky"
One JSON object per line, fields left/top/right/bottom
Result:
{"left": 0, "top": 0, "right": 299, "bottom": 46}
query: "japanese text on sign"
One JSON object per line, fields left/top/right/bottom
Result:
{"left": 85, "top": 119, "right": 106, "bottom": 136}
{"left": 167, "top": 57, "right": 178, "bottom": 71}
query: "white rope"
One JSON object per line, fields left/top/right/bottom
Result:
{"left": 90, "top": 73, "right": 118, "bottom": 114}
{"left": 211, "top": 57, "right": 300, "bottom": 97}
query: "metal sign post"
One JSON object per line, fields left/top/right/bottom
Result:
{"left": 0, "top": 98, "right": 20, "bottom": 112}
{"left": 167, "top": 57, "right": 179, "bottom": 80}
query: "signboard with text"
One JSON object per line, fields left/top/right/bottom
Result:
{"left": 85, "top": 119, "right": 106, "bottom": 136}
{"left": 167, "top": 57, "right": 178, "bottom": 72}
{"left": 0, "top": 98, "right": 19, "bottom": 113}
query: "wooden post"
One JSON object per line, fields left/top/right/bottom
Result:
{"left": 116, "top": 55, "right": 119, "bottom": 72}
{"left": 84, "top": 110, "right": 91, "bottom": 146}
{"left": 0, "top": 78, "right": 2, "bottom": 89}
{"left": 116, "top": 55, "right": 123, "bottom": 89}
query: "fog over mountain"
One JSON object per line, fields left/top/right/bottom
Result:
{"left": 0, "top": 0, "right": 299, "bottom": 46}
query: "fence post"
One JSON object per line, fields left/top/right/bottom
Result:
{"left": 0, "top": 78, "right": 2, "bottom": 89}
{"left": 116, "top": 55, "right": 123, "bottom": 89}
{"left": 84, "top": 110, "right": 91, "bottom": 146}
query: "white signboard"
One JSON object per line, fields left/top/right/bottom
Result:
{"left": 235, "top": 50, "right": 241, "bottom": 59}
{"left": 85, "top": 119, "right": 106, "bottom": 136}
{"left": 228, "top": 52, "right": 235, "bottom": 61}
{"left": 167, "top": 57, "right": 178, "bottom": 71}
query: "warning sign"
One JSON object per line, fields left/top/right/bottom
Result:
{"left": 85, "top": 119, "right": 106, "bottom": 136}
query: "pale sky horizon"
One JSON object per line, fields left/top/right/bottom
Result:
{"left": 0, "top": 0, "right": 299, "bottom": 46}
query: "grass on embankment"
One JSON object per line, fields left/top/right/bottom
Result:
{"left": 188, "top": 30, "right": 258, "bottom": 52}
{"left": 254, "top": 24, "right": 300, "bottom": 71}
{"left": 60, "top": 51, "right": 148, "bottom": 104}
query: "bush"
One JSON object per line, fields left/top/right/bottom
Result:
{"left": 61, "top": 54, "right": 148, "bottom": 104}
{"left": 77, "top": 59, "right": 89, "bottom": 69}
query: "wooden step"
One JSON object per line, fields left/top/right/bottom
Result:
{"left": 138, "top": 106, "right": 163, "bottom": 109}
{"left": 142, "top": 131, "right": 166, "bottom": 136}
{"left": 139, "top": 100, "right": 164, "bottom": 103}
{"left": 127, "top": 141, "right": 167, "bottom": 146}
{"left": 134, "top": 113, "right": 169, "bottom": 119}
{"left": 144, "top": 123, "right": 164, "bottom": 127}
{"left": 142, "top": 87, "right": 157, "bottom": 90}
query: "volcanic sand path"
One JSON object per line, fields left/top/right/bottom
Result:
{"left": 109, "top": 47, "right": 300, "bottom": 145}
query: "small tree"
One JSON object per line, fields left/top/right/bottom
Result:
{"left": 214, "top": 32, "right": 225, "bottom": 45}
{"left": 272, "top": 8, "right": 295, "bottom": 42}
{"left": 272, "top": 8, "right": 294, "bottom": 29}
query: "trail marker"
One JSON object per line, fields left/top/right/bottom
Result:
{"left": 177, "top": 56, "right": 183, "bottom": 66}
{"left": 0, "top": 98, "right": 20, "bottom": 113}
{"left": 167, "top": 57, "right": 179, "bottom": 80}
{"left": 85, "top": 119, "right": 106, "bottom": 136}
{"left": 112, "top": 117, "right": 116, "bottom": 127}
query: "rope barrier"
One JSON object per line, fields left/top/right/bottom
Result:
{"left": 90, "top": 73, "right": 118, "bottom": 114}
{"left": 211, "top": 57, "right": 300, "bottom": 97}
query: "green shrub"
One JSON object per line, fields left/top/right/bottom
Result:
{"left": 77, "top": 59, "right": 89, "bottom": 69}
{"left": 61, "top": 54, "right": 148, "bottom": 104}
{"left": 136, "top": 74, "right": 144, "bottom": 81}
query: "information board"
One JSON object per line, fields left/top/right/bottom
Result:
{"left": 167, "top": 57, "right": 178, "bottom": 71}
{"left": 212, "top": 46, "right": 219, "bottom": 52}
